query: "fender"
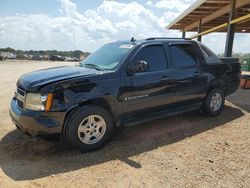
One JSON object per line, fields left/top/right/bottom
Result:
{"left": 51, "top": 76, "right": 121, "bottom": 116}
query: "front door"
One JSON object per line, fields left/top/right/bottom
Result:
{"left": 121, "top": 43, "right": 174, "bottom": 117}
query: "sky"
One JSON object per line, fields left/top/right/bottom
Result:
{"left": 0, "top": 0, "right": 249, "bottom": 53}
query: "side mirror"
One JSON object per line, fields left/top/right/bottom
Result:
{"left": 128, "top": 60, "right": 149, "bottom": 75}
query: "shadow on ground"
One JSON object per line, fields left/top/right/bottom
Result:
{"left": 0, "top": 105, "right": 244, "bottom": 181}
{"left": 227, "top": 88, "right": 250, "bottom": 112}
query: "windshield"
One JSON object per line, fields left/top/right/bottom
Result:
{"left": 80, "top": 43, "right": 134, "bottom": 70}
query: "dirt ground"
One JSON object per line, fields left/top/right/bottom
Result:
{"left": 0, "top": 60, "right": 249, "bottom": 188}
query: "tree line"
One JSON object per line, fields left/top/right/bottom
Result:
{"left": 0, "top": 47, "right": 90, "bottom": 58}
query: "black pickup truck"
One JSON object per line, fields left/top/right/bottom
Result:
{"left": 10, "top": 38, "right": 241, "bottom": 152}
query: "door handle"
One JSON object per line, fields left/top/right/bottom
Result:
{"left": 161, "top": 76, "right": 171, "bottom": 81}
{"left": 193, "top": 71, "right": 201, "bottom": 76}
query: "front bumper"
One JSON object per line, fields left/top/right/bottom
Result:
{"left": 9, "top": 98, "right": 66, "bottom": 136}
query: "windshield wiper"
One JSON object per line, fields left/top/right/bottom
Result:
{"left": 83, "top": 63, "right": 104, "bottom": 71}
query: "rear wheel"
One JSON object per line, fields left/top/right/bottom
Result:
{"left": 65, "top": 105, "right": 113, "bottom": 152}
{"left": 201, "top": 88, "right": 225, "bottom": 116}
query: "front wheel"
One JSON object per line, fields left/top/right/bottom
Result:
{"left": 201, "top": 88, "right": 225, "bottom": 116}
{"left": 65, "top": 105, "right": 114, "bottom": 152}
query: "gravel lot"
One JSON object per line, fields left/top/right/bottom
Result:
{"left": 0, "top": 60, "right": 249, "bottom": 188}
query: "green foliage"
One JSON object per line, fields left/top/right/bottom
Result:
{"left": 232, "top": 53, "right": 250, "bottom": 58}
{"left": 0, "top": 47, "right": 16, "bottom": 53}
{"left": 217, "top": 52, "right": 250, "bottom": 58}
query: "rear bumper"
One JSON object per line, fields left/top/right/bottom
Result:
{"left": 9, "top": 98, "right": 66, "bottom": 136}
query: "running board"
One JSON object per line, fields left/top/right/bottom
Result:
{"left": 124, "top": 103, "right": 201, "bottom": 127}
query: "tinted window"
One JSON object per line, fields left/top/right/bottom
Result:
{"left": 133, "top": 45, "right": 167, "bottom": 72}
{"left": 170, "top": 44, "right": 198, "bottom": 68}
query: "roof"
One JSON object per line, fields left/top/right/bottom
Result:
{"left": 166, "top": 0, "right": 250, "bottom": 33}
{"left": 115, "top": 37, "right": 193, "bottom": 46}
{"left": 138, "top": 37, "right": 195, "bottom": 44}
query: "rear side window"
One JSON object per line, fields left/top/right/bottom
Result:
{"left": 133, "top": 45, "right": 167, "bottom": 72}
{"left": 170, "top": 44, "right": 198, "bottom": 68}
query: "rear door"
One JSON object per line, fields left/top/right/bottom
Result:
{"left": 169, "top": 42, "right": 207, "bottom": 105}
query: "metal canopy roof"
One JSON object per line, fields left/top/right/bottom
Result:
{"left": 166, "top": 0, "right": 250, "bottom": 33}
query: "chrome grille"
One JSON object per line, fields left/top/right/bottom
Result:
{"left": 17, "top": 99, "right": 24, "bottom": 109}
{"left": 16, "top": 87, "right": 26, "bottom": 109}
{"left": 17, "top": 88, "right": 25, "bottom": 96}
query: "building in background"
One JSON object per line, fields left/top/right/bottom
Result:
{"left": 0, "top": 52, "right": 16, "bottom": 60}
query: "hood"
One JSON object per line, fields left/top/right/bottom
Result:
{"left": 17, "top": 66, "right": 99, "bottom": 91}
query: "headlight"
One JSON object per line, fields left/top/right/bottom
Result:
{"left": 25, "top": 93, "right": 53, "bottom": 111}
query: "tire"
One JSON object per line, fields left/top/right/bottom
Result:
{"left": 201, "top": 88, "right": 225, "bottom": 116}
{"left": 65, "top": 105, "right": 114, "bottom": 152}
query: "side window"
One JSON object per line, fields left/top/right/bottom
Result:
{"left": 133, "top": 45, "right": 167, "bottom": 72}
{"left": 170, "top": 44, "right": 198, "bottom": 68}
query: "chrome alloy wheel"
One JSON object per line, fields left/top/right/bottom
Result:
{"left": 77, "top": 115, "right": 106, "bottom": 144}
{"left": 210, "top": 92, "right": 222, "bottom": 112}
